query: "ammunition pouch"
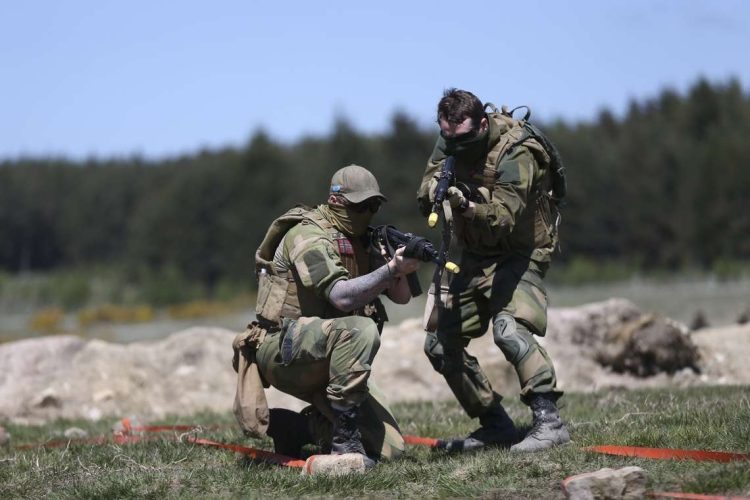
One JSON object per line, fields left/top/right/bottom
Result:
{"left": 255, "top": 269, "right": 302, "bottom": 326}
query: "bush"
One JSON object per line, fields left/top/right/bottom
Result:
{"left": 51, "top": 272, "right": 91, "bottom": 309}
{"left": 548, "top": 257, "right": 637, "bottom": 285}
{"left": 77, "top": 304, "right": 154, "bottom": 328}
{"left": 138, "top": 265, "right": 203, "bottom": 306}
{"left": 167, "top": 300, "right": 232, "bottom": 319}
{"left": 29, "top": 307, "right": 65, "bottom": 332}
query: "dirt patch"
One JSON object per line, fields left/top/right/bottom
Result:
{"left": 1, "top": 299, "right": 748, "bottom": 425}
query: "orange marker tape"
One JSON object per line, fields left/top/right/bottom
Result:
{"left": 584, "top": 445, "right": 750, "bottom": 462}
{"left": 186, "top": 436, "right": 306, "bottom": 468}
{"left": 403, "top": 435, "right": 440, "bottom": 447}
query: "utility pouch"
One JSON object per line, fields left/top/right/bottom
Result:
{"left": 231, "top": 322, "right": 269, "bottom": 437}
{"left": 255, "top": 270, "right": 288, "bottom": 325}
{"left": 423, "top": 283, "right": 450, "bottom": 332}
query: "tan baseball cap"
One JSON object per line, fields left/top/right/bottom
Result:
{"left": 329, "top": 164, "right": 387, "bottom": 203}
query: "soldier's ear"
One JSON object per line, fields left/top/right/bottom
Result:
{"left": 479, "top": 117, "right": 489, "bottom": 132}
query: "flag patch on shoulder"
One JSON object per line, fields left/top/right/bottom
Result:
{"left": 335, "top": 237, "right": 354, "bottom": 255}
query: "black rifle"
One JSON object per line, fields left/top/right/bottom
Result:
{"left": 370, "top": 224, "right": 459, "bottom": 297}
{"left": 428, "top": 155, "right": 456, "bottom": 228}
{"left": 424, "top": 155, "right": 460, "bottom": 327}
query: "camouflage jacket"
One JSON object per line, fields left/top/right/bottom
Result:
{"left": 416, "top": 112, "right": 558, "bottom": 262}
{"left": 254, "top": 205, "right": 387, "bottom": 327}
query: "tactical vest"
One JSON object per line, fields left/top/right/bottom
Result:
{"left": 254, "top": 205, "right": 387, "bottom": 329}
{"left": 450, "top": 105, "right": 561, "bottom": 259}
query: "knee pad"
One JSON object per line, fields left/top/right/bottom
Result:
{"left": 492, "top": 314, "right": 531, "bottom": 365}
{"left": 423, "top": 332, "right": 461, "bottom": 375}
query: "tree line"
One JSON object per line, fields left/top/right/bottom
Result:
{"left": 1, "top": 78, "right": 748, "bottom": 294}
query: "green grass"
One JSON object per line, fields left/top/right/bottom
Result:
{"left": 2, "top": 387, "right": 749, "bottom": 498}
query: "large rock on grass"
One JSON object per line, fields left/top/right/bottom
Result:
{"left": 563, "top": 466, "right": 647, "bottom": 500}
{"left": 595, "top": 314, "right": 700, "bottom": 376}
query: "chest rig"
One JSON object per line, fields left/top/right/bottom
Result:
{"left": 254, "top": 206, "right": 387, "bottom": 329}
{"left": 455, "top": 105, "right": 560, "bottom": 255}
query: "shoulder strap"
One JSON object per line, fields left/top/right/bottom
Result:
{"left": 254, "top": 205, "right": 319, "bottom": 274}
{"left": 482, "top": 112, "right": 531, "bottom": 190}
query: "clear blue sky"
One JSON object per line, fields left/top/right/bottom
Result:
{"left": 1, "top": 0, "right": 748, "bottom": 160}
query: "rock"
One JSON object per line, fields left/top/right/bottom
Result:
{"left": 563, "top": 466, "right": 647, "bottom": 500}
{"left": 1, "top": 302, "right": 748, "bottom": 424}
{"left": 93, "top": 389, "right": 115, "bottom": 402}
{"left": 32, "top": 388, "right": 62, "bottom": 408}
{"left": 64, "top": 427, "right": 88, "bottom": 439}
{"left": 301, "top": 453, "right": 373, "bottom": 476}
{"left": 691, "top": 324, "right": 750, "bottom": 385}
{"left": 595, "top": 314, "right": 699, "bottom": 376}
{"left": 689, "top": 310, "right": 709, "bottom": 331}
{"left": 554, "top": 298, "right": 643, "bottom": 347}
{"left": 737, "top": 309, "right": 749, "bottom": 325}
{"left": 0, "top": 426, "right": 10, "bottom": 446}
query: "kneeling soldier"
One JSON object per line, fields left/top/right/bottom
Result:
{"left": 232, "top": 165, "right": 420, "bottom": 466}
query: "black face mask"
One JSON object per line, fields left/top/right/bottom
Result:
{"left": 443, "top": 128, "right": 489, "bottom": 162}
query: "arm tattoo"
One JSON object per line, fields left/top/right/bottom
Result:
{"left": 328, "top": 263, "right": 392, "bottom": 312}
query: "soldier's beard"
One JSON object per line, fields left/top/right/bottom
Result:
{"left": 320, "top": 204, "right": 372, "bottom": 237}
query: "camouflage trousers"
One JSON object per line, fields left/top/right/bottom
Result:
{"left": 255, "top": 315, "right": 404, "bottom": 460}
{"left": 424, "top": 252, "right": 562, "bottom": 418}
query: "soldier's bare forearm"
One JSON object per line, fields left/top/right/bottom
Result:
{"left": 328, "top": 264, "right": 394, "bottom": 312}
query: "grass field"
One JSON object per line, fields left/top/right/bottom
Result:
{"left": 1, "top": 386, "right": 748, "bottom": 498}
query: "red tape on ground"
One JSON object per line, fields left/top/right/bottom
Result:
{"left": 649, "top": 492, "right": 750, "bottom": 500}
{"left": 185, "top": 436, "right": 305, "bottom": 468}
{"left": 583, "top": 445, "right": 750, "bottom": 462}
{"left": 403, "top": 435, "right": 440, "bottom": 447}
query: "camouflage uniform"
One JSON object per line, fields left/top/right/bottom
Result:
{"left": 417, "top": 110, "right": 562, "bottom": 418}
{"left": 250, "top": 205, "right": 404, "bottom": 460}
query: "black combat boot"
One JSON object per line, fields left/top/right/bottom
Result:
{"left": 440, "top": 405, "right": 517, "bottom": 452}
{"left": 331, "top": 406, "right": 375, "bottom": 467}
{"left": 510, "top": 393, "right": 570, "bottom": 453}
{"left": 266, "top": 408, "right": 314, "bottom": 458}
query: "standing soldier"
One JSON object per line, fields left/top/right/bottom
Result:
{"left": 416, "top": 88, "right": 570, "bottom": 452}
{"left": 233, "top": 165, "right": 420, "bottom": 467}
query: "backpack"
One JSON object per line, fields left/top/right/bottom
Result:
{"left": 486, "top": 103, "right": 567, "bottom": 205}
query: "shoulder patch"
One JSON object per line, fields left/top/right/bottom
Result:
{"left": 335, "top": 237, "right": 354, "bottom": 255}
{"left": 497, "top": 159, "right": 522, "bottom": 184}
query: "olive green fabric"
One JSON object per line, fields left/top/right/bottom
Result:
{"left": 301, "top": 383, "right": 405, "bottom": 460}
{"left": 279, "top": 215, "right": 352, "bottom": 301}
{"left": 416, "top": 110, "right": 558, "bottom": 262}
{"left": 319, "top": 202, "right": 372, "bottom": 238}
{"left": 255, "top": 205, "right": 386, "bottom": 327}
{"left": 231, "top": 324, "right": 270, "bottom": 437}
{"left": 423, "top": 251, "right": 561, "bottom": 415}
{"left": 237, "top": 202, "right": 402, "bottom": 460}
{"left": 329, "top": 164, "right": 387, "bottom": 203}
{"left": 439, "top": 253, "right": 550, "bottom": 339}
{"left": 417, "top": 103, "right": 563, "bottom": 415}
{"left": 255, "top": 315, "right": 404, "bottom": 460}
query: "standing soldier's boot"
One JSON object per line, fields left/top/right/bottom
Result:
{"left": 440, "top": 405, "right": 517, "bottom": 452}
{"left": 510, "top": 393, "right": 570, "bottom": 452}
{"left": 331, "top": 406, "right": 375, "bottom": 467}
